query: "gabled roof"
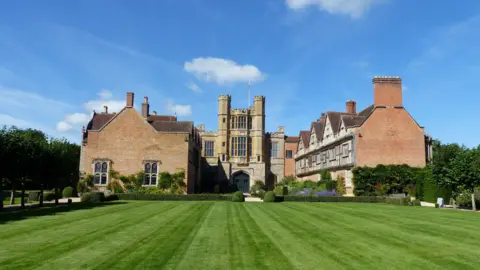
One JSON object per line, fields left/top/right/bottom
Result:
{"left": 358, "top": 104, "right": 374, "bottom": 117}
{"left": 341, "top": 115, "right": 366, "bottom": 128}
{"left": 285, "top": 136, "right": 299, "bottom": 143}
{"left": 150, "top": 121, "right": 193, "bottom": 133}
{"left": 147, "top": 115, "right": 177, "bottom": 122}
{"left": 86, "top": 113, "right": 116, "bottom": 131}
{"left": 326, "top": 112, "right": 354, "bottom": 134}
{"left": 299, "top": 130, "right": 311, "bottom": 148}
{"left": 311, "top": 117, "right": 326, "bottom": 141}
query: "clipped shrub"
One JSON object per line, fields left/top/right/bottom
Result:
{"left": 44, "top": 192, "right": 56, "bottom": 201}
{"left": 81, "top": 192, "right": 105, "bottom": 203}
{"left": 62, "top": 186, "right": 74, "bottom": 198}
{"left": 105, "top": 194, "right": 119, "bottom": 201}
{"left": 336, "top": 176, "right": 345, "bottom": 195}
{"left": 385, "top": 197, "right": 410, "bottom": 205}
{"left": 232, "top": 191, "right": 245, "bottom": 202}
{"left": 274, "top": 185, "right": 286, "bottom": 196}
{"left": 283, "top": 196, "right": 385, "bottom": 203}
{"left": 28, "top": 191, "right": 40, "bottom": 202}
{"left": 257, "top": 189, "right": 266, "bottom": 199}
{"left": 117, "top": 193, "right": 233, "bottom": 201}
{"left": 263, "top": 191, "right": 276, "bottom": 202}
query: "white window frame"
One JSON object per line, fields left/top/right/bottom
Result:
{"left": 271, "top": 142, "right": 278, "bottom": 158}
{"left": 143, "top": 161, "right": 159, "bottom": 186}
{"left": 343, "top": 143, "right": 350, "bottom": 157}
{"left": 93, "top": 160, "right": 109, "bottom": 186}
{"left": 204, "top": 140, "right": 215, "bottom": 157}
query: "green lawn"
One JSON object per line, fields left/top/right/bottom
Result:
{"left": 1, "top": 201, "right": 480, "bottom": 269}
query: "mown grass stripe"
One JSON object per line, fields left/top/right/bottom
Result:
{"left": 0, "top": 202, "right": 178, "bottom": 268}
{"left": 35, "top": 202, "right": 192, "bottom": 270}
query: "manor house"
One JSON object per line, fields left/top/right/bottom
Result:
{"left": 294, "top": 76, "right": 433, "bottom": 195}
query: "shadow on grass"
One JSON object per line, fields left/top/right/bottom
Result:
{"left": 0, "top": 201, "right": 128, "bottom": 225}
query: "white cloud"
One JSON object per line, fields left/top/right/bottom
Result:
{"left": 186, "top": 82, "right": 202, "bottom": 93}
{"left": 0, "top": 85, "right": 71, "bottom": 108}
{"left": 56, "top": 89, "right": 125, "bottom": 133}
{"left": 97, "top": 89, "right": 113, "bottom": 99}
{"left": 285, "top": 0, "right": 383, "bottom": 18}
{"left": 65, "top": 113, "right": 90, "bottom": 125}
{"left": 56, "top": 121, "right": 72, "bottom": 132}
{"left": 165, "top": 100, "right": 192, "bottom": 117}
{"left": 184, "top": 57, "right": 265, "bottom": 85}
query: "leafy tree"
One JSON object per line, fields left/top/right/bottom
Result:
{"left": 448, "top": 147, "right": 480, "bottom": 210}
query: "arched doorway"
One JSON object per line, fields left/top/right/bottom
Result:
{"left": 232, "top": 171, "right": 250, "bottom": 193}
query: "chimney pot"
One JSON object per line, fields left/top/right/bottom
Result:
{"left": 126, "top": 92, "right": 134, "bottom": 108}
{"left": 142, "top": 96, "right": 150, "bottom": 118}
{"left": 144, "top": 96, "right": 148, "bottom": 104}
{"left": 346, "top": 100, "right": 356, "bottom": 114}
{"left": 152, "top": 111, "right": 157, "bottom": 116}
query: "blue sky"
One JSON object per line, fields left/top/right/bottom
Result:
{"left": 0, "top": 0, "right": 479, "bottom": 147}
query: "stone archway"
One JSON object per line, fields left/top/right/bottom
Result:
{"left": 232, "top": 171, "right": 250, "bottom": 193}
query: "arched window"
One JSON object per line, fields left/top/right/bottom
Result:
{"left": 143, "top": 162, "right": 158, "bottom": 186}
{"left": 93, "top": 161, "right": 109, "bottom": 185}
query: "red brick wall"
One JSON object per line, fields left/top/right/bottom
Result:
{"left": 355, "top": 107, "right": 426, "bottom": 168}
{"left": 284, "top": 141, "right": 298, "bottom": 177}
{"left": 82, "top": 108, "right": 196, "bottom": 192}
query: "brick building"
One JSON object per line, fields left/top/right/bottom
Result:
{"left": 284, "top": 136, "right": 299, "bottom": 177}
{"left": 295, "top": 76, "right": 432, "bottom": 195}
{"left": 199, "top": 95, "right": 286, "bottom": 192}
{"left": 79, "top": 92, "right": 202, "bottom": 193}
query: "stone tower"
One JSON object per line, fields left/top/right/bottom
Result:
{"left": 217, "top": 95, "right": 231, "bottom": 161}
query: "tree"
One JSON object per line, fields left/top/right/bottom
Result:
{"left": 448, "top": 147, "right": 480, "bottom": 211}
{"left": 430, "top": 141, "right": 464, "bottom": 208}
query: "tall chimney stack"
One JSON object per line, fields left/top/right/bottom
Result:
{"left": 142, "top": 96, "right": 150, "bottom": 118}
{"left": 126, "top": 92, "right": 134, "bottom": 108}
{"left": 346, "top": 100, "right": 356, "bottom": 114}
{"left": 103, "top": 105, "right": 108, "bottom": 113}
{"left": 373, "top": 76, "right": 402, "bottom": 107}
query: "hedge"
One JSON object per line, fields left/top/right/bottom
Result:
{"left": 384, "top": 197, "right": 410, "bottom": 205}
{"left": 283, "top": 196, "right": 385, "bottom": 203}
{"left": 81, "top": 192, "right": 105, "bottom": 203}
{"left": 117, "top": 193, "right": 233, "bottom": 201}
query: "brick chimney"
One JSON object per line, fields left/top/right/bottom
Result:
{"left": 142, "top": 96, "right": 150, "bottom": 118}
{"left": 373, "top": 76, "right": 402, "bottom": 107}
{"left": 103, "top": 105, "right": 108, "bottom": 114}
{"left": 346, "top": 100, "right": 356, "bottom": 114}
{"left": 126, "top": 92, "right": 134, "bottom": 108}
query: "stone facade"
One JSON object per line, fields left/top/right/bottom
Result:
{"left": 199, "top": 95, "right": 285, "bottom": 192}
{"left": 295, "top": 76, "right": 432, "bottom": 196}
{"left": 79, "top": 92, "right": 202, "bottom": 193}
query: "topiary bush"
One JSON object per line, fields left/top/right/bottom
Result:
{"left": 28, "top": 191, "right": 40, "bottom": 202}
{"left": 81, "top": 192, "right": 105, "bottom": 203}
{"left": 232, "top": 191, "right": 245, "bottom": 202}
{"left": 62, "top": 186, "right": 74, "bottom": 198}
{"left": 263, "top": 191, "right": 276, "bottom": 202}
{"left": 274, "top": 185, "right": 286, "bottom": 196}
{"left": 44, "top": 192, "right": 56, "bottom": 201}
